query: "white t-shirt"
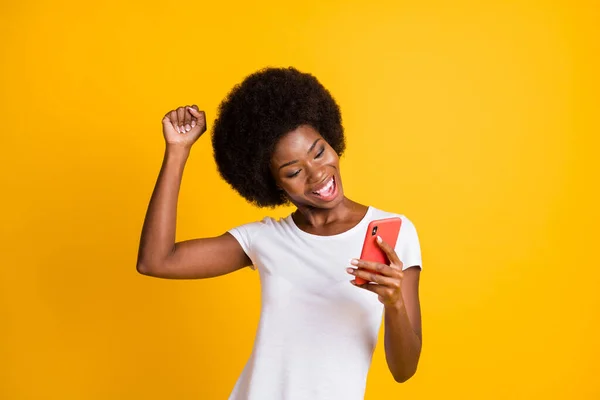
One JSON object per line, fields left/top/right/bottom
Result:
{"left": 227, "top": 206, "right": 422, "bottom": 400}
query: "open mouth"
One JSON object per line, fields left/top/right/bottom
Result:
{"left": 310, "top": 176, "right": 338, "bottom": 201}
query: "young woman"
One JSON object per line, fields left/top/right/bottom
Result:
{"left": 136, "top": 67, "right": 423, "bottom": 400}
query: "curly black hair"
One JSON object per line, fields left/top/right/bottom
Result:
{"left": 211, "top": 67, "right": 346, "bottom": 208}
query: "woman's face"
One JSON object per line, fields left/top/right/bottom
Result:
{"left": 270, "top": 124, "right": 344, "bottom": 209}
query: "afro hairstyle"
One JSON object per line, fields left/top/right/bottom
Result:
{"left": 211, "top": 67, "right": 346, "bottom": 208}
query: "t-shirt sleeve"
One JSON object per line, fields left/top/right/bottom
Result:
{"left": 397, "top": 216, "right": 422, "bottom": 271}
{"left": 227, "top": 218, "right": 268, "bottom": 270}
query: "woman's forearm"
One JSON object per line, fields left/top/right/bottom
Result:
{"left": 136, "top": 145, "right": 190, "bottom": 272}
{"left": 383, "top": 300, "right": 422, "bottom": 383}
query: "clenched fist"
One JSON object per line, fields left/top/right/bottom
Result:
{"left": 162, "top": 105, "right": 207, "bottom": 150}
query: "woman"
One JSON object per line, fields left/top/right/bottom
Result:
{"left": 136, "top": 67, "right": 423, "bottom": 399}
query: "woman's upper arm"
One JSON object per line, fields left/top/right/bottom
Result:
{"left": 137, "top": 232, "right": 251, "bottom": 279}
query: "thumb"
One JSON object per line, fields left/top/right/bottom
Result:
{"left": 187, "top": 106, "right": 204, "bottom": 118}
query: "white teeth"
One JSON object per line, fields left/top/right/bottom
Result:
{"left": 314, "top": 177, "right": 334, "bottom": 195}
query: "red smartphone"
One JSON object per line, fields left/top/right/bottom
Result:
{"left": 354, "top": 217, "right": 402, "bottom": 285}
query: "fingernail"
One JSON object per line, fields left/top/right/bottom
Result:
{"left": 185, "top": 124, "right": 191, "bottom": 131}
{"left": 376, "top": 236, "right": 382, "bottom": 243}
{"left": 346, "top": 268, "right": 354, "bottom": 273}
{"left": 175, "top": 126, "right": 180, "bottom": 133}
{"left": 350, "top": 259, "right": 358, "bottom": 265}
{"left": 191, "top": 120, "right": 196, "bottom": 127}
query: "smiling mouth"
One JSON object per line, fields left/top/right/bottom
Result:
{"left": 311, "top": 176, "right": 336, "bottom": 198}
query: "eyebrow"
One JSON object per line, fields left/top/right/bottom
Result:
{"left": 278, "top": 138, "right": 321, "bottom": 170}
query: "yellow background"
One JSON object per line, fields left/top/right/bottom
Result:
{"left": 1, "top": 0, "right": 598, "bottom": 398}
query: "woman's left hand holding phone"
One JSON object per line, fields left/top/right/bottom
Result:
{"left": 347, "top": 236, "right": 405, "bottom": 307}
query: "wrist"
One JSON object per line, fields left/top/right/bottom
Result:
{"left": 165, "top": 144, "right": 191, "bottom": 159}
{"left": 385, "top": 298, "right": 406, "bottom": 313}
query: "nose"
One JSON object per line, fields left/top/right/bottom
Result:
{"left": 306, "top": 164, "right": 327, "bottom": 184}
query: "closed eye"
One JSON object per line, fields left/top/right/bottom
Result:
{"left": 315, "top": 147, "right": 325, "bottom": 158}
{"left": 285, "top": 146, "right": 324, "bottom": 178}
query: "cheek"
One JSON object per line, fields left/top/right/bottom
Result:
{"left": 324, "top": 153, "right": 340, "bottom": 168}
{"left": 283, "top": 179, "right": 306, "bottom": 196}
{"left": 323, "top": 147, "right": 339, "bottom": 162}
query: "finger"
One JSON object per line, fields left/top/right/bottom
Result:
{"left": 347, "top": 267, "right": 401, "bottom": 288}
{"left": 375, "top": 236, "right": 403, "bottom": 267}
{"left": 168, "top": 110, "right": 180, "bottom": 133}
{"left": 183, "top": 105, "right": 192, "bottom": 130}
{"left": 177, "top": 107, "right": 187, "bottom": 133}
{"left": 350, "top": 258, "right": 397, "bottom": 277}
{"left": 187, "top": 105, "right": 197, "bottom": 128}
{"left": 187, "top": 107, "right": 207, "bottom": 132}
{"left": 187, "top": 105, "right": 203, "bottom": 118}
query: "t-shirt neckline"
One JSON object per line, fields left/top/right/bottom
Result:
{"left": 287, "top": 206, "right": 373, "bottom": 240}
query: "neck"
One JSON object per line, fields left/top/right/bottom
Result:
{"left": 292, "top": 197, "right": 366, "bottom": 228}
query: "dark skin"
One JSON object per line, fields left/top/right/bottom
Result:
{"left": 271, "top": 124, "right": 422, "bottom": 382}
{"left": 137, "top": 106, "right": 422, "bottom": 383}
{"left": 269, "top": 124, "right": 368, "bottom": 235}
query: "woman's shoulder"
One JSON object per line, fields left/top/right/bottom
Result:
{"left": 230, "top": 213, "right": 292, "bottom": 232}
{"left": 369, "top": 205, "right": 411, "bottom": 221}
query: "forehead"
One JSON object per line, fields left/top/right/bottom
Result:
{"left": 273, "top": 124, "right": 322, "bottom": 158}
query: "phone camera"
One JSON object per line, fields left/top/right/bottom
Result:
{"left": 371, "top": 226, "right": 378, "bottom": 236}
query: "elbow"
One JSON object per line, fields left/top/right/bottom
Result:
{"left": 394, "top": 374, "right": 412, "bottom": 384}
{"left": 393, "top": 367, "right": 418, "bottom": 383}
{"left": 136, "top": 261, "right": 159, "bottom": 277}
{"left": 136, "top": 262, "right": 150, "bottom": 275}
